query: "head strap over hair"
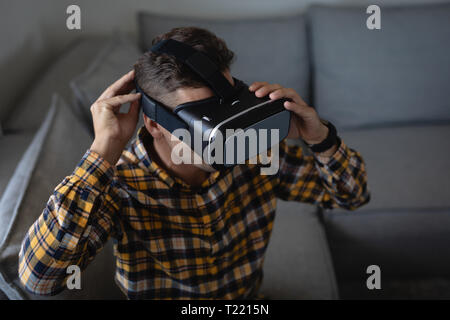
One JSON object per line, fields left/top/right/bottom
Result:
{"left": 151, "top": 39, "right": 236, "bottom": 102}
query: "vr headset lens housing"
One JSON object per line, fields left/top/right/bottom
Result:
{"left": 136, "top": 39, "right": 291, "bottom": 170}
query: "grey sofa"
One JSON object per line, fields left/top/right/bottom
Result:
{"left": 1, "top": 2, "right": 449, "bottom": 300}
{"left": 309, "top": 3, "right": 450, "bottom": 299}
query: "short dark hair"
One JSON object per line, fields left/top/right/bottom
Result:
{"left": 134, "top": 27, "right": 234, "bottom": 106}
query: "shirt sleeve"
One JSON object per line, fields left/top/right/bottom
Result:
{"left": 18, "top": 150, "right": 122, "bottom": 296}
{"left": 275, "top": 139, "right": 370, "bottom": 210}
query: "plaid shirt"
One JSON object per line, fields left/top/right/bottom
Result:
{"left": 19, "top": 126, "right": 369, "bottom": 299}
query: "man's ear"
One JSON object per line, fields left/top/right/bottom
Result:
{"left": 143, "top": 114, "right": 164, "bottom": 139}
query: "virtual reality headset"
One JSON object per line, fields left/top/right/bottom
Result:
{"left": 135, "top": 39, "right": 291, "bottom": 170}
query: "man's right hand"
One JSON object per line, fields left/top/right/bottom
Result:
{"left": 90, "top": 70, "right": 141, "bottom": 165}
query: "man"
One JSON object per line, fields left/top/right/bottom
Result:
{"left": 19, "top": 27, "right": 369, "bottom": 299}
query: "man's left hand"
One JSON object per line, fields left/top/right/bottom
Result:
{"left": 249, "top": 82, "right": 338, "bottom": 156}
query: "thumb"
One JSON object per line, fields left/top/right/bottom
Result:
{"left": 117, "top": 100, "right": 140, "bottom": 132}
{"left": 284, "top": 101, "right": 313, "bottom": 118}
{"left": 128, "top": 99, "right": 141, "bottom": 118}
{"left": 122, "top": 99, "right": 140, "bottom": 122}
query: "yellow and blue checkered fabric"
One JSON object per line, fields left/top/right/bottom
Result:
{"left": 19, "top": 127, "right": 369, "bottom": 299}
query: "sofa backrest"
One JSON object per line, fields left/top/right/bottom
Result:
{"left": 138, "top": 12, "right": 311, "bottom": 104}
{"left": 308, "top": 3, "right": 450, "bottom": 130}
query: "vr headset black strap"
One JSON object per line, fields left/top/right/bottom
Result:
{"left": 135, "top": 82, "right": 189, "bottom": 132}
{"left": 151, "top": 39, "right": 236, "bottom": 102}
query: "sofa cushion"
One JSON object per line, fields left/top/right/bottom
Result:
{"left": 339, "top": 277, "right": 450, "bottom": 300}
{"left": 0, "top": 94, "right": 123, "bottom": 300}
{"left": 339, "top": 124, "right": 450, "bottom": 210}
{"left": 309, "top": 3, "right": 450, "bottom": 129}
{"left": 4, "top": 37, "right": 109, "bottom": 132}
{"left": 70, "top": 35, "right": 142, "bottom": 130}
{"left": 0, "top": 133, "right": 34, "bottom": 198}
{"left": 138, "top": 12, "right": 311, "bottom": 103}
{"left": 325, "top": 207, "right": 450, "bottom": 282}
{"left": 260, "top": 200, "right": 338, "bottom": 299}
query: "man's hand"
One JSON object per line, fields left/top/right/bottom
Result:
{"left": 90, "top": 70, "right": 141, "bottom": 165}
{"left": 249, "top": 82, "right": 338, "bottom": 156}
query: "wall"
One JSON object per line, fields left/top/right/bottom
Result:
{"left": 0, "top": 0, "right": 448, "bottom": 124}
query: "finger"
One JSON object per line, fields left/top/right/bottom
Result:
{"left": 118, "top": 100, "right": 140, "bottom": 123}
{"left": 254, "top": 83, "right": 283, "bottom": 98}
{"left": 97, "top": 71, "right": 135, "bottom": 102}
{"left": 126, "top": 99, "right": 141, "bottom": 119}
{"left": 115, "top": 80, "right": 136, "bottom": 97}
{"left": 97, "top": 70, "right": 135, "bottom": 101}
{"left": 102, "top": 93, "right": 141, "bottom": 112}
{"left": 248, "top": 81, "right": 269, "bottom": 92}
{"left": 284, "top": 100, "right": 314, "bottom": 118}
{"left": 106, "top": 70, "right": 135, "bottom": 98}
{"left": 268, "top": 88, "right": 307, "bottom": 106}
